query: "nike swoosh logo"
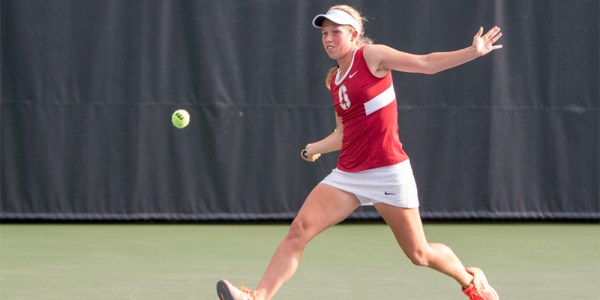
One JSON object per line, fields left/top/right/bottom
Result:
{"left": 349, "top": 71, "right": 358, "bottom": 78}
{"left": 384, "top": 191, "right": 395, "bottom": 195}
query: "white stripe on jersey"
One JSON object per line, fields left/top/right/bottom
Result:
{"left": 364, "top": 85, "right": 395, "bottom": 115}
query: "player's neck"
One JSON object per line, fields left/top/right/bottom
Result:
{"left": 337, "top": 47, "right": 358, "bottom": 75}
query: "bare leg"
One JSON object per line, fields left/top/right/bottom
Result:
{"left": 374, "top": 204, "right": 473, "bottom": 287}
{"left": 254, "top": 184, "right": 360, "bottom": 300}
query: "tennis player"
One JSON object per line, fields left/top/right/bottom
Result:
{"left": 217, "top": 4, "right": 502, "bottom": 300}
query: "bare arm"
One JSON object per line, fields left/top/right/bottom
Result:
{"left": 364, "top": 26, "right": 503, "bottom": 76}
{"left": 301, "top": 114, "right": 343, "bottom": 162}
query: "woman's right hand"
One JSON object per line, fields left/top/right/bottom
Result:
{"left": 301, "top": 144, "right": 321, "bottom": 162}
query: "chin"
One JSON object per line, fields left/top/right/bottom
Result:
{"left": 326, "top": 51, "right": 339, "bottom": 60}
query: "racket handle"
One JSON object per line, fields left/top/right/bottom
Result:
{"left": 302, "top": 149, "right": 308, "bottom": 158}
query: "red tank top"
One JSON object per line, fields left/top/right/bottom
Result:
{"left": 330, "top": 47, "right": 408, "bottom": 172}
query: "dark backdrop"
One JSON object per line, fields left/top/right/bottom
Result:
{"left": 2, "top": 0, "right": 598, "bottom": 220}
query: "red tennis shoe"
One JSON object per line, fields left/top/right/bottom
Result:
{"left": 462, "top": 267, "right": 499, "bottom": 300}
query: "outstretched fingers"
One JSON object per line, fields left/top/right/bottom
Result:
{"left": 474, "top": 26, "right": 504, "bottom": 54}
{"left": 485, "top": 26, "right": 503, "bottom": 45}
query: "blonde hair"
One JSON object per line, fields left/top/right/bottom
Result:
{"left": 325, "top": 5, "right": 372, "bottom": 89}
{"left": 330, "top": 4, "right": 372, "bottom": 48}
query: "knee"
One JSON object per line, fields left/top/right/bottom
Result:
{"left": 284, "top": 218, "right": 312, "bottom": 248}
{"left": 406, "top": 247, "right": 431, "bottom": 267}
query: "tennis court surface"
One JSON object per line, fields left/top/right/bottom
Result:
{"left": 1, "top": 223, "right": 598, "bottom": 299}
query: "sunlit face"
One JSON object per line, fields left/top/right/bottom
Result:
{"left": 321, "top": 19, "right": 357, "bottom": 60}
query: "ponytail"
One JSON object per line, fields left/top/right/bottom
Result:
{"left": 325, "top": 66, "right": 339, "bottom": 90}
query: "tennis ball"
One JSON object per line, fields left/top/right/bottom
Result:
{"left": 172, "top": 109, "right": 190, "bottom": 129}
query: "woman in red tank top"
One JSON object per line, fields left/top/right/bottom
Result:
{"left": 218, "top": 4, "right": 503, "bottom": 300}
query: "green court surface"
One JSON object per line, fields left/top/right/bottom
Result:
{"left": 1, "top": 223, "right": 598, "bottom": 299}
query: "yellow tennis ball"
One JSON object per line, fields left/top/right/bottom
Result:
{"left": 172, "top": 109, "right": 190, "bottom": 129}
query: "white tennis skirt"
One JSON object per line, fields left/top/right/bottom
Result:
{"left": 320, "top": 160, "right": 419, "bottom": 208}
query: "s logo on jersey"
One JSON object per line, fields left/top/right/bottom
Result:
{"left": 338, "top": 84, "right": 351, "bottom": 110}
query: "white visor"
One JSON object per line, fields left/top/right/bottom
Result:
{"left": 312, "top": 9, "right": 360, "bottom": 32}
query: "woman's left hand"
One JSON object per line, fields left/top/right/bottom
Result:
{"left": 473, "top": 26, "right": 503, "bottom": 56}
